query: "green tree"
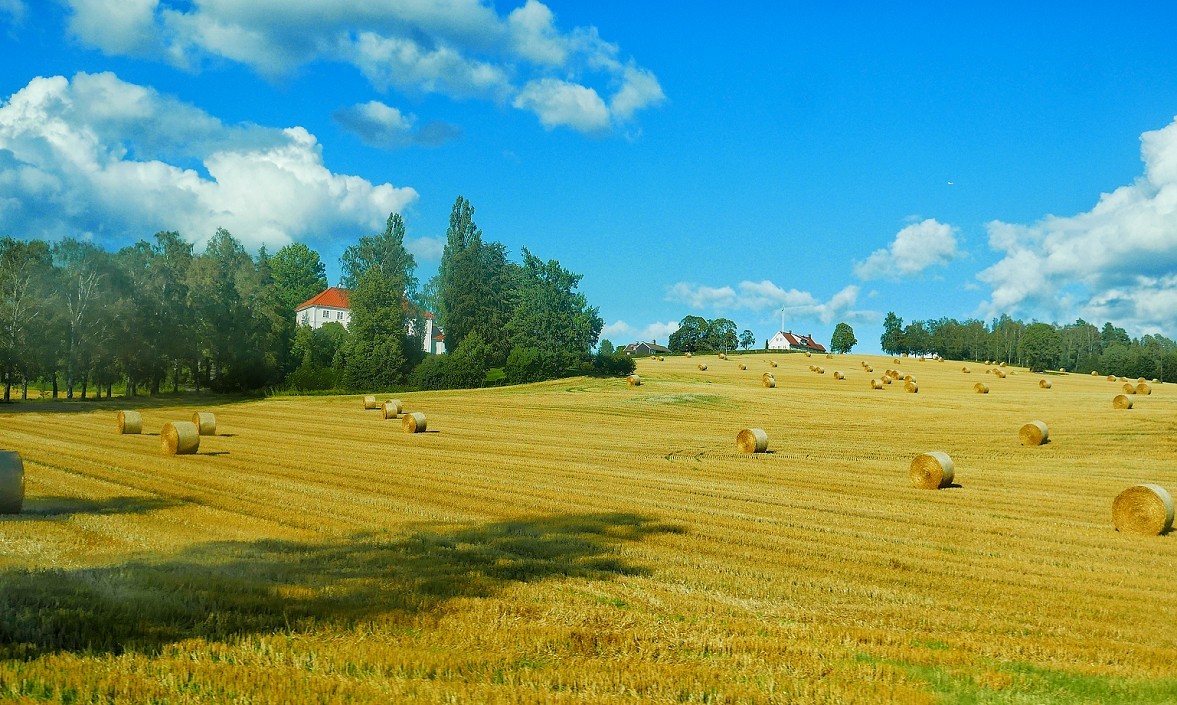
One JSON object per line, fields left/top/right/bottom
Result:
{"left": 598, "top": 339, "right": 615, "bottom": 355}
{"left": 52, "top": 239, "right": 113, "bottom": 398}
{"left": 1100, "top": 322, "right": 1131, "bottom": 350}
{"left": 340, "top": 267, "right": 409, "bottom": 390}
{"left": 340, "top": 212, "right": 417, "bottom": 296}
{"left": 706, "top": 318, "right": 738, "bottom": 352}
{"left": 0, "top": 238, "right": 53, "bottom": 401}
{"left": 271, "top": 242, "right": 328, "bottom": 311}
{"left": 1018, "top": 322, "right": 1063, "bottom": 372}
{"left": 830, "top": 322, "right": 857, "bottom": 354}
{"left": 668, "top": 315, "right": 708, "bottom": 353}
{"left": 739, "top": 329, "right": 756, "bottom": 350}
{"left": 880, "top": 312, "right": 904, "bottom": 355}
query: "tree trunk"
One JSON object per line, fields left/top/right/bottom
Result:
{"left": 21, "top": 379, "right": 28, "bottom": 400}
{"left": 52, "top": 372, "right": 58, "bottom": 398}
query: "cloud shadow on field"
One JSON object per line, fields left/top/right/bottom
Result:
{"left": 0, "top": 512, "right": 684, "bottom": 659}
{"left": 16, "top": 495, "right": 182, "bottom": 518}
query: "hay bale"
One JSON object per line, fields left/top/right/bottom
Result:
{"left": 833, "top": 371, "right": 844, "bottom": 380}
{"left": 870, "top": 378, "right": 884, "bottom": 389}
{"left": 904, "top": 380, "right": 919, "bottom": 393}
{"left": 736, "top": 428, "right": 769, "bottom": 454}
{"left": 738, "top": 363, "right": 747, "bottom": 371}
{"left": 826, "top": 354, "right": 833, "bottom": 359}
{"left": 1137, "top": 377, "right": 1147, "bottom": 384}
{"left": 0, "top": 451, "right": 24, "bottom": 514}
{"left": 993, "top": 369, "right": 1006, "bottom": 379}
{"left": 763, "top": 376, "right": 776, "bottom": 388}
{"left": 382, "top": 400, "right": 402, "bottom": 418}
{"left": 626, "top": 374, "right": 641, "bottom": 387}
{"left": 161, "top": 421, "right": 200, "bottom": 455}
{"left": 893, "top": 358, "right": 901, "bottom": 364}
{"left": 805, "top": 351, "right": 812, "bottom": 357}
{"left": 1113, "top": 394, "right": 1134, "bottom": 409}
{"left": 1059, "top": 368, "right": 1067, "bottom": 373}
{"left": 685, "top": 352, "right": 692, "bottom": 358}
{"left": 1039, "top": 379, "right": 1052, "bottom": 389}
{"left": 974, "top": 383, "right": 989, "bottom": 394}
{"left": 698, "top": 363, "right": 708, "bottom": 371}
{"left": 888, "top": 370, "right": 901, "bottom": 380}
{"left": 1112, "top": 485, "right": 1174, "bottom": 535}
{"left": 903, "top": 375, "right": 915, "bottom": 382}
{"left": 191, "top": 412, "right": 216, "bottom": 436}
{"left": 1107, "top": 375, "right": 1117, "bottom": 382}
{"left": 116, "top": 410, "right": 142, "bottom": 435}
{"left": 1137, "top": 383, "right": 1151, "bottom": 395}
{"left": 881, "top": 375, "right": 892, "bottom": 385}
{"left": 809, "top": 365, "right": 816, "bottom": 372}
{"left": 1000, "top": 362, "right": 1007, "bottom": 367}
{"left": 865, "top": 366, "right": 873, "bottom": 373}
{"left": 659, "top": 356, "right": 665, "bottom": 361}
{"left": 1121, "top": 383, "right": 1137, "bottom": 395}
{"left": 815, "top": 367, "right": 825, "bottom": 374}
{"left": 363, "top": 395, "right": 380, "bottom": 409}
{"left": 718, "top": 353, "right": 727, "bottom": 360}
{"left": 769, "top": 360, "right": 778, "bottom": 368}
{"left": 910, "top": 451, "right": 954, "bottom": 489}
{"left": 1091, "top": 371, "right": 1099, "bottom": 376}
{"left": 402, "top": 411, "right": 427, "bottom": 433}
{"left": 1019, "top": 420, "right": 1049, "bottom": 446}
{"left": 962, "top": 367, "right": 971, "bottom": 373}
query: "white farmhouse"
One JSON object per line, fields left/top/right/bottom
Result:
{"left": 295, "top": 287, "right": 445, "bottom": 354}
{"left": 766, "top": 330, "right": 827, "bottom": 353}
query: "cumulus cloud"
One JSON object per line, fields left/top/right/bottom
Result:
{"left": 666, "top": 280, "right": 873, "bottom": 325}
{"left": 333, "top": 100, "right": 461, "bottom": 149}
{"left": 0, "top": 72, "right": 417, "bottom": 250}
{"left": 601, "top": 320, "right": 679, "bottom": 344}
{"left": 853, "top": 218, "right": 960, "bottom": 280}
{"left": 406, "top": 236, "right": 445, "bottom": 262}
{"left": 62, "top": 0, "right": 664, "bottom": 135}
{"left": 0, "top": 0, "right": 26, "bottom": 26}
{"left": 977, "top": 115, "right": 1177, "bottom": 334}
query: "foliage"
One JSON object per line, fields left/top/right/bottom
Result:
{"left": 339, "top": 212, "right": 417, "bottom": 296}
{"left": 269, "top": 242, "right": 328, "bottom": 312}
{"left": 340, "top": 267, "right": 410, "bottom": 390}
{"left": 668, "top": 315, "right": 708, "bottom": 353}
{"left": 706, "top": 318, "right": 738, "bottom": 352}
{"left": 739, "top": 329, "right": 756, "bottom": 350}
{"left": 598, "top": 339, "right": 615, "bottom": 356}
{"left": 830, "top": 322, "right": 857, "bottom": 354}
{"left": 503, "top": 345, "right": 551, "bottom": 384}
{"left": 1018, "top": 322, "right": 1063, "bottom": 372}
{"left": 880, "top": 312, "right": 904, "bottom": 355}
{"left": 410, "top": 330, "right": 490, "bottom": 390}
{"left": 591, "top": 350, "right": 637, "bottom": 376}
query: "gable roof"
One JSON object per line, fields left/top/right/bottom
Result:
{"left": 296, "top": 286, "right": 349, "bottom": 311}
{"left": 773, "top": 330, "right": 827, "bottom": 352}
{"left": 623, "top": 341, "right": 671, "bottom": 353}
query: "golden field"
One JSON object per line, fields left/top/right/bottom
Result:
{"left": 1, "top": 353, "right": 1175, "bottom": 704}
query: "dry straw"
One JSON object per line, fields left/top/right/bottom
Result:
{"left": 698, "top": 364, "right": 709, "bottom": 371}
{"left": 658, "top": 356, "right": 665, "bottom": 361}
{"left": 763, "top": 376, "right": 777, "bottom": 388}
{"left": 116, "top": 410, "right": 142, "bottom": 434}
{"left": 382, "top": 400, "right": 402, "bottom": 418}
{"left": 627, "top": 374, "right": 641, "bottom": 387}
{"left": 993, "top": 369, "right": 1007, "bottom": 379}
{"left": 910, "top": 451, "right": 954, "bottom": 489}
{"left": 685, "top": 352, "right": 692, "bottom": 358}
{"left": 833, "top": 371, "right": 845, "bottom": 380}
{"left": 718, "top": 353, "right": 727, "bottom": 360}
{"left": 770, "top": 360, "right": 778, "bottom": 367}
{"left": 161, "top": 421, "right": 200, "bottom": 455}
{"left": 363, "top": 395, "right": 380, "bottom": 410}
{"left": 1137, "top": 383, "right": 1152, "bottom": 395}
{"left": 1107, "top": 375, "right": 1117, "bottom": 382}
{"left": 1113, "top": 394, "right": 1134, "bottom": 409}
{"left": 1019, "top": 420, "right": 1049, "bottom": 446}
{"left": 738, "top": 363, "right": 747, "bottom": 370}
{"left": 871, "top": 378, "right": 884, "bottom": 389}
{"left": 816, "top": 367, "right": 825, "bottom": 374}
{"left": 192, "top": 412, "right": 216, "bottom": 436}
{"left": 974, "top": 383, "right": 989, "bottom": 394}
{"left": 1091, "top": 370, "right": 1100, "bottom": 376}
{"left": 962, "top": 367, "right": 971, "bottom": 373}
{"left": 903, "top": 374, "right": 915, "bottom": 382}
{"left": 1039, "top": 379, "right": 1052, "bottom": 389}
{"left": 881, "top": 376, "right": 892, "bottom": 385}
{"left": 1121, "top": 383, "right": 1137, "bottom": 395}
{"left": 402, "top": 411, "right": 427, "bottom": 433}
{"left": 736, "top": 428, "right": 769, "bottom": 454}
{"left": 889, "top": 370, "right": 902, "bottom": 380}
{"left": 805, "top": 351, "right": 812, "bottom": 357}
{"left": 904, "top": 380, "right": 919, "bottom": 393}
{"left": 0, "top": 450, "right": 23, "bottom": 514}
{"left": 1112, "top": 484, "right": 1174, "bottom": 535}
{"left": 865, "top": 366, "right": 873, "bottom": 373}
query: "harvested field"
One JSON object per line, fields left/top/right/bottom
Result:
{"left": 2, "top": 353, "right": 1175, "bottom": 703}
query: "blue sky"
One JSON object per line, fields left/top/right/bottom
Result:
{"left": 3, "top": 2, "right": 1177, "bottom": 353}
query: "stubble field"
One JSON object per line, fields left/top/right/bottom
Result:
{"left": 1, "top": 353, "right": 1175, "bottom": 703}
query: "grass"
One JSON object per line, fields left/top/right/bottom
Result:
{"left": 1, "top": 354, "right": 1175, "bottom": 703}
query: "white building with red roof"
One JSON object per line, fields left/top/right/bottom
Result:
{"left": 766, "top": 330, "right": 826, "bottom": 353}
{"left": 295, "top": 286, "right": 445, "bottom": 354}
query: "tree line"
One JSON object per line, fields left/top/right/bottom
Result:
{"left": 0, "top": 196, "right": 619, "bottom": 401}
{"left": 880, "top": 312, "right": 1177, "bottom": 379}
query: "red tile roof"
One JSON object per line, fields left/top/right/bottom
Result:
{"left": 295, "top": 286, "right": 349, "bottom": 311}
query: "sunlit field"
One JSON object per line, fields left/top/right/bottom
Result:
{"left": 2, "top": 353, "right": 1175, "bottom": 704}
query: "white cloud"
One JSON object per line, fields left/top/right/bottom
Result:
{"left": 406, "top": 236, "right": 444, "bottom": 262}
{"left": 0, "top": 72, "right": 417, "bottom": 250}
{"left": 61, "top": 0, "right": 664, "bottom": 135}
{"left": 853, "top": 218, "right": 960, "bottom": 280}
{"left": 977, "top": 115, "right": 1177, "bottom": 334}
{"left": 333, "top": 100, "right": 461, "bottom": 149}
{"left": 0, "top": 0, "right": 27, "bottom": 25}
{"left": 601, "top": 320, "right": 679, "bottom": 344}
{"left": 666, "top": 280, "right": 873, "bottom": 325}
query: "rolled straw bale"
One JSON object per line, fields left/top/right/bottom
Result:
{"left": 1000, "top": 362, "right": 1007, "bottom": 367}
{"left": 658, "top": 356, "right": 665, "bottom": 361}
{"left": 191, "top": 412, "right": 216, "bottom": 436}
{"left": 962, "top": 367, "right": 971, "bottom": 373}
{"left": 736, "top": 428, "right": 769, "bottom": 454}
{"left": 1121, "top": 383, "right": 1137, "bottom": 395}
{"left": 871, "top": 378, "right": 884, "bottom": 389}
{"left": 769, "top": 360, "right": 778, "bottom": 368}
{"left": 1091, "top": 371, "right": 1100, "bottom": 376}
{"left": 904, "top": 380, "right": 918, "bottom": 393}
{"left": 889, "top": 370, "right": 902, "bottom": 380}
{"left": 698, "top": 364, "right": 708, "bottom": 371}
{"left": 833, "top": 371, "right": 844, "bottom": 380}
{"left": 402, "top": 411, "right": 427, "bottom": 433}
{"left": 626, "top": 374, "right": 641, "bottom": 387}
{"left": 816, "top": 367, "right": 825, "bottom": 374}
{"left": 903, "top": 375, "right": 914, "bottom": 382}
{"left": 1059, "top": 368, "right": 1067, "bottom": 373}
{"left": 1137, "top": 377, "right": 1147, "bottom": 384}
{"left": 910, "top": 451, "right": 954, "bottom": 489}
{"left": 894, "top": 358, "right": 901, "bottom": 364}
{"left": 1019, "top": 421, "right": 1049, "bottom": 446}
{"left": 826, "top": 354, "right": 833, "bottom": 359}
{"left": 1039, "top": 379, "right": 1052, "bottom": 389}
{"left": 1118, "top": 376, "right": 1128, "bottom": 382}
{"left": 685, "top": 352, "right": 692, "bottom": 358}
{"left": 865, "top": 366, "right": 873, "bottom": 373}
{"left": 993, "top": 369, "right": 1006, "bottom": 379}
{"left": 718, "top": 353, "right": 727, "bottom": 360}
{"left": 881, "top": 375, "right": 892, "bottom": 384}
{"left": 1112, "top": 484, "right": 1174, "bottom": 535}
{"left": 762, "top": 376, "right": 777, "bottom": 388}
{"left": 1137, "top": 383, "right": 1151, "bottom": 395}
{"left": 363, "top": 395, "right": 380, "bottom": 409}
{"left": 738, "top": 364, "right": 747, "bottom": 370}
{"left": 805, "top": 351, "right": 812, "bottom": 357}
{"left": 161, "top": 421, "right": 200, "bottom": 455}
{"left": 974, "top": 383, "right": 989, "bottom": 394}
{"left": 0, "top": 451, "right": 24, "bottom": 514}
{"left": 382, "top": 400, "right": 402, "bottom": 418}
{"left": 1107, "top": 375, "right": 1117, "bottom": 382}
{"left": 116, "top": 410, "right": 142, "bottom": 434}
{"left": 809, "top": 365, "right": 816, "bottom": 372}
{"left": 1113, "top": 394, "right": 1134, "bottom": 409}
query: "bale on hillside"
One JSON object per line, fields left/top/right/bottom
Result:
{"left": 738, "top": 364, "right": 747, "bottom": 371}
{"left": 993, "top": 369, "right": 1006, "bottom": 379}
{"left": 1059, "top": 368, "right": 1067, "bottom": 373}
{"left": 685, "top": 352, "right": 692, "bottom": 358}
{"left": 191, "top": 412, "right": 216, "bottom": 436}
{"left": 769, "top": 361, "right": 778, "bottom": 368}
{"left": 363, "top": 395, "right": 380, "bottom": 409}
{"left": 1091, "top": 371, "right": 1100, "bottom": 376}
{"left": 1019, "top": 421, "right": 1049, "bottom": 446}
{"left": 816, "top": 367, "right": 825, "bottom": 374}
{"left": 116, "top": 410, "right": 142, "bottom": 435}
{"left": 1107, "top": 375, "right": 1117, "bottom": 382}
{"left": 718, "top": 353, "right": 727, "bottom": 360}
{"left": 161, "top": 421, "right": 200, "bottom": 455}
{"left": 1039, "top": 379, "right": 1052, "bottom": 389}
{"left": 762, "top": 376, "right": 776, "bottom": 388}
{"left": 903, "top": 375, "right": 914, "bottom": 382}
{"left": 627, "top": 374, "right": 641, "bottom": 387}
{"left": 736, "top": 428, "right": 769, "bottom": 454}
{"left": 1121, "top": 383, "right": 1137, "bottom": 395}
{"left": 1137, "top": 383, "right": 1152, "bottom": 395}
{"left": 889, "top": 370, "right": 902, "bottom": 380}
{"left": 698, "top": 364, "right": 708, "bottom": 371}
{"left": 1113, "top": 394, "right": 1134, "bottom": 409}
{"left": 1137, "top": 377, "right": 1147, "bottom": 384}
{"left": 826, "top": 354, "right": 833, "bottom": 359}
{"left": 910, "top": 451, "right": 954, "bottom": 489}
{"left": 1000, "top": 362, "right": 1007, "bottom": 367}
{"left": 833, "top": 371, "right": 845, "bottom": 380}
{"left": 881, "top": 376, "right": 892, "bottom": 385}
{"left": 0, "top": 451, "right": 24, "bottom": 514}
{"left": 871, "top": 378, "right": 884, "bottom": 389}
{"left": 904, "top": 381, "right": 918, "bottom": 393}
{"left": 382, "top": 400, "right": 402, "bottom": 418}
{"left": 805, "top": 351, "right": 812, "bottom": 357}
{"left": 402, "top": 411, "right": 427, "bottom": 433}
{"left": 1112, "top": 484, "right": 1174, "bottom": 535}
{"left": 659, "top": 356, "right": 665, "bottom": 361}
{"left": 962, "top": 367, "right": 971, "bottom": 373}
{"left": 809, "top": 365, "right": 816, "bottom": 372}
{"left": 974, "top": 383, "right": 989, "bottom": 394}
{"left": 865, "top": 366, "right": 873, "bottom": 373}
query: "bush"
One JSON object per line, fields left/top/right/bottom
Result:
{"left": 285, "top": 364, "right": 338, "bottom": 391}
{"left": 504, "top": 346, "right": 551, "bottom": 384}
{"left": 592, "top": 351, "right": 636, "bottom": 376}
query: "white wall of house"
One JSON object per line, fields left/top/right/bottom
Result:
{"left": 766, "top": 332, "right": 789, "bottom": 350}
{"left": 298, "top": 305, "right": 351, "bottom": 329}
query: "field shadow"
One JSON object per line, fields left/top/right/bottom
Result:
{"left": 0, "top": 394, "right": 258, "bottom": 416}
{"left": 0, "top": 512, "right": 684, "bottom": 659}
{"left": 16, "top": 496, "right": 181, "bottom": 518}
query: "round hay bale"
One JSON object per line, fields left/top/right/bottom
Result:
{"left": 962, "top": 367, "right": 971, "bottom": 373}
{"left": 870, "top": 378, "right": 884, "bottom": 389}
{"left": 116, "top": 410, "right": 142, "bottom": 435}
{"left": 0, "top": 451, "right": 24, "bottom": 514}
{"left": 1039, "top": 379, "right": 1052, "bottom": 389}
{"left": 993, "top": 369, "right": 1006, "bottom": 379}
{"left": 889, "top": 370, "right": 901, "bottom": 380}
{"left": 191, "top": 412, "right": 216, "bottom": 436}
{"left": 769, "top": 360, "right": 778, "bottom": 368}
{"left": 1059, "top": 368, "right": 1067, "bottom": 373}
{"left": 718, "top": 353, "right": 727, "bottom": 360}
{"left": 698, "top": 364, "right": 708, "bottom": 371}
{"left": 881, "top": 375, "right": 892, "bottom": 385}
{"left": 658, "top": 356, "right": 665, "bottom": 361}
{"left": 1121, "top": 383, "right": 1137, "bottom": 395}
{"left": 363, "top": 395, "right": 380, "bottom": 409}
{"left": 626, "top": 374, "right": 641, "bottom": 387}
{"left": 1113, "top": 394, "right": 1134, "bottom": 409}
{"left": 904, "top": 380, "right": 918, "bottom": 393}
{"left": 1019, "top": 420, "right": 1049, "bottom": 446}
{"left": 736, "top": 428, "right": 769, "bottom": 454}
{"left": 1112, "top": 484, "right": 1174, "bottom": 535}
{"left": 685, "top": 352, "right": 692, "bottom": 358}
{"left": 808, "top": 365, "right": 816, "bottom": 372}
{"left": 1137, "top": 377, "right": 1147, "bottom": 384}
{"left": 402, "top": 411, "right": 427, "bottom": 433}
{"left": 816, "top": 367, "right": 825, "bottom": 374}
{"left": 1107, "top": 375, "right": 1116, "bottom": 382}
{"left": 865, "top": 366, "right": 873, "bottom": 373}
{"left": 1137, "top": 383, "right": 1151, "bottom": 395}
{"left": 762, "top": 376, "right": 776, "bottom": 388}
{"left": 804, "top": 351, "right": 812, "bottom": 357}
{"left": 893, "top": 358, "right": 900, "bottom": 364}
{"left": 1118, "top": 376, "right": 1128, "bottom": 382}
{"left": 826, "top": 354, "right": 833, "bottom": 359}
{"left": 738, "top": 363, "right": 747, "bottom": 371}
{"left": 833, "top": 371, "right": 844, "bottom": 380}
{"left": 161, "top": 421, "right": 200, "bottom": 455}
{"left": 382, "top": 400, "right": 402, "bottom": 418}
{"left": 910, "top": 451, "right": 954, "bottom": 489}
{"left": 1000, "top": 362, "right": 1007, "bottom": 367}
{"left": 974, "top": 383, "right": 989, "bottom": 394}
{"left": 903, "top": 375, "right": 915, "bottom": 382}
{"left": 1091, "top": 370, "right": 1099, "bottom": 376}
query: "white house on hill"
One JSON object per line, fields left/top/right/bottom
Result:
{"left": 295, "top": 286, "right": 445, "bottom": 354}
{"left": 767, "top": 330, "right": 826, "bottom": 353}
